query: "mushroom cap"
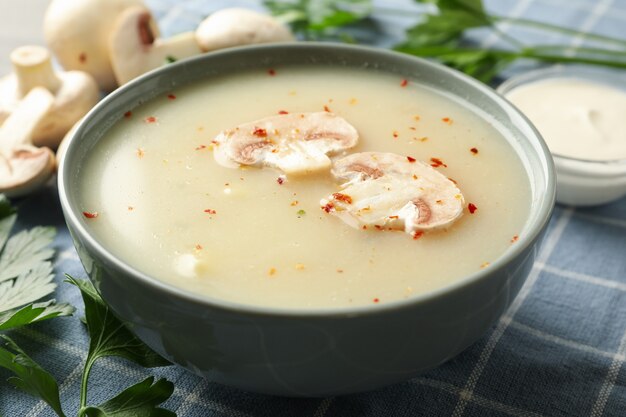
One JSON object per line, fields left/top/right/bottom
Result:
{"left": 0, "top": 146, "right": 56, "bottom": 198}
{"left": 32, "top": 70, "right": 100, "bottom": 148}
{"left": 43, "top": 0, "right": 146, "bottom": 91}
{"left": 196, "top": 8, "right": 295, "bottom": 52}
{"left": 108, "top": 6, "right": 202, "bottom": 85}
{"left": 213, "top": 112, "right": 359, "bottom": 175}
{"left": 322, "top": 152, "right": 464, "bottom": 234}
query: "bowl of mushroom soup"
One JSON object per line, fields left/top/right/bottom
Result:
{"left": 58, "top": 43, "right": 555, "bottom": 396}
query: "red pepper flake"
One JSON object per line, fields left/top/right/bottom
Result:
{"left": 278, "top": 110, "right": 289, "bottom": 115}
{"left": 373, "top": 298, "right": 380, "bottom": 303}
{"left": 276, "top": 176, "right": 285, "bottom": 185}
{"left": 323, "top": 105, "right": 331, "bottom": 113}
{"left": 290, "top": 200, "right": 299, "bottom": 206}
{"left": 124, "top": 111, "right": 132, "bottom": 119}
{"left": 253, "top": 127, "right": 268, "bottom": 137}
{"left": 393, "top": 131, "right": 399, "bottom": 139}
{"left": 468, "top": 203, "right": 478, "bottom": 214}
{"left": 322, "top": 202, "right": 335, "bottom": 213}
{"left": 407, "top": 156, "right": 416, "bottom": 163}
{"left": 470, "top": 147, "right": 479, "bottom": 154}
{"left": 332, "top": 193, "right": 353, "bottom": 204}
{"left": 388, "top": 215, "right": 399, "bottom": 219}
{"left": 511, "top": 235, "right": 519, "bottom": 243}
{"left": 374, "top": 225, "right": 384, "bottom": 231}
{"left": 430, "top": 157, "right": 447, "bottom": 168}
{"left": 204, "top": 209, "right": 217, "bottom": 215}
{"left": 362, "top": 225, "right": 368, "bottom": 230}
{"left": 128, "top": 206, "right": 134, "bottom": 211}
{"left": 195, "top": 145, "right": 207, "bottom": 151}
{"left": 82, "top": 211, "right": 98, "bottom": 219}
{"left": 400, "top": 79, "right": 408, "bottom": 87}
{"left": 195, "top": 244, "right": 203, "bottom": 250}
{"left": 442, "top": 117, "right": 453, "bottom": 124}
{"left": 337, "top": 268, "right": 344, "bottom": 273}
{"left": 412, "top": 231, "right": 424, "bottom": 240}
{"left": 79, "top": 52, "right": 87, "bottom": 64}
{"left": 167, "top": 93, "right": 176, "bottom": 100}
{"left": 268, "top": 68, "right": 276, "bottom": 76}
{"left": 145, "top": 116, "right": 157, "bottom": 123}
{"left": 412, "top": 174, "right": 418, "bottom": 180}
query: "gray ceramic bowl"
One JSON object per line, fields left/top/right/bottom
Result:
{"left": 58, "top": 43, "right": 555, "bottom": 397}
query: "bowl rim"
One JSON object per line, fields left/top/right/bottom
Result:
{"left": 496, "top": 64, "right": 626, "bottom": 165}
{"left": 59, "top": 42, "right": 556, "bottom": 318}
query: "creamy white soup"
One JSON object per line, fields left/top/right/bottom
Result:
{"left": 78, "top": 66, "right": 531, "bottom": 309}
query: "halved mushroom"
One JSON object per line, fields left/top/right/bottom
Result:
{"left": 213, "top": 112, "right": 359, "bottom": 175}
{"left": 108, "top": 6, "right": 203, "bottom": 85}
{"left": 0, "top": 87, "right": 56, "bottom": 198}
{"left": 0, "top": 46, "right": 100, "bottom": 149}
{"left": 43, "top": 0, "right": 145, "bottom": 92}
{"left": 321, "top": 152, "right": 464, "bottom": 236}
{"left": 195, "top": 8, "right": 294, "bottom": 52}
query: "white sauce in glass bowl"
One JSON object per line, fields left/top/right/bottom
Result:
{"left": 506, "top": 78, "right": 626, "bottom": 161}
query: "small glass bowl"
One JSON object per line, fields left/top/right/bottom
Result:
{"left": 497, "top": 65, "right": 626, "bottom": 206}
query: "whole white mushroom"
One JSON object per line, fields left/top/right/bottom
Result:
{"left": 43, "top": 0, "right": 145, "bottom": 91}
{"left": 196, "top": 8, "right": 295, "bottom": 52}
{"left": 0, "top": 46, "right": 99, "bottom": 149}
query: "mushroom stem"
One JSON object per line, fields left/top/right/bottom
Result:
{"left": 0, "top": 87, "right": 54, "bottom": 153}
{"left": 11, "top": 46, "right": 62, "bottom": 97}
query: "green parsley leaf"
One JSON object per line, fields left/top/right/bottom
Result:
{"left": 0, "top": 195, "right": 59, "bottom": 313}
{"left": 66, "top": 276, "right": 170, "bottom": 368}
{"left": 0, "top": 226, "right": 56, "bottom": 284}
{"left": 0, "top": 335, "right": 66, "bottom": 417}
{"left": 297, "top": 209, "right": 306, "bottom": 216}
{"left": 80, "top": 377, "right": 175, "bottom": 417}
{"left": 0, "top": 300, "right": 74, "bottom": 331}
{"left": 164, "top": 55, "right": 177, "bottom": 64}
{"left": 265, "top": 0, "right": 372, "bottom": 37}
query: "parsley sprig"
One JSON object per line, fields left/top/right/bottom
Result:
{"left": 0, "top": 195, "right": 175, "bottom": 417}
{"left": 265, "top": 0, "right": 626, "bottom": 83}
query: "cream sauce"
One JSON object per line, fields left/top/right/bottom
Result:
{"left": 506, "top": 78, "right": 626, "bottom": 161}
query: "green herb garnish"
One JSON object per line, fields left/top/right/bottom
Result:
{"left": 165, "top": 55, "right": 177, "bottom": 64}
{"left": 264, "top": 0, "right": 372, "bottom": 39}
{"left": 297, "top": 209, "right": 306, "bottom": 216}
{"left": 266, "top": 0, "right": 626, "bottom": 83}
{"left": 0, "top": 195, "right": 174, "bottom": 416}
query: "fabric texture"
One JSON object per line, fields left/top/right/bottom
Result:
{"left": 1, "top": 0, "right": 626, "bottom": 416}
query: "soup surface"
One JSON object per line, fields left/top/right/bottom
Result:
{"left": 78, "top": 66, "right": 530, "bottom": 309}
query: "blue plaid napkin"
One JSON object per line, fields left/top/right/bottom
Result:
{"left": 2, "top": 0, "right": 625, "bottom": 416}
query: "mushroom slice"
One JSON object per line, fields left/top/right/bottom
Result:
{"left": 321, "top": 152, "right": 464, "bottom": 236}
{"left": 213, "top": 112, "right": 359, "bottom": 175}
{"left": 0, "top": 87, "right": 56, "bottom": 198}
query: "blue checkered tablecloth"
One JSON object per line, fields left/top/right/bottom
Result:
{"left": 2, "top": 0, "right": 626, "bottom": 416}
